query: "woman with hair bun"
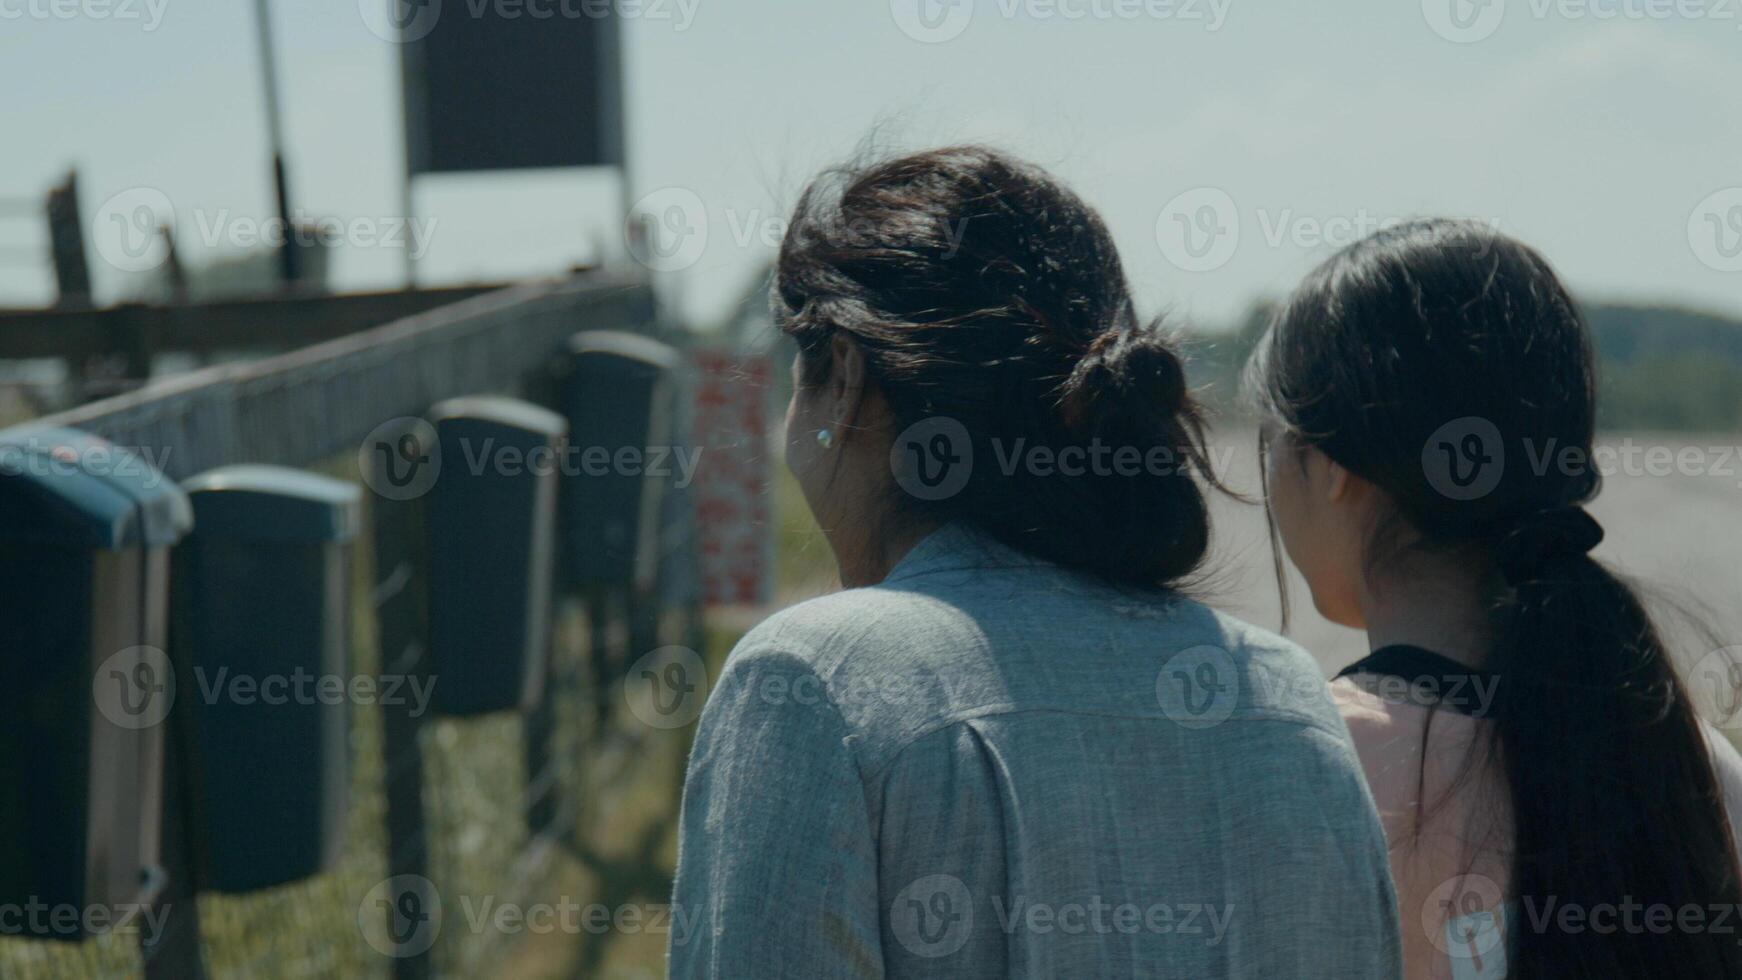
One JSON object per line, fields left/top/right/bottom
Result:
{"left": 669, "top": 146, "right": 1401, "bottom": 978}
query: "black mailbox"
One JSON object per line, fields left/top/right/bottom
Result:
{"left": 172, "top": 465, "right": 360, "bottom": 893}
{"left": 425, "top": 397, "right": 565, "bottom": 716}
{"left": 0, "top": 425, "right": 191, "bottom": 939}
{"left": 555, "top": 331, "right": 679, "bottom": 594}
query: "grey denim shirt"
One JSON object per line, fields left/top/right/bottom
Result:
{"left": 670, "top": 524, "right": 1401, "bottom": 978}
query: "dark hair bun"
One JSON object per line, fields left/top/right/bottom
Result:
{"left": 1060, "top": 324, "right": 1189, "bottom": 438}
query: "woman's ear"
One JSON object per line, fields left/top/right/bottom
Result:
{"left": 1299, "top": 443, "right": 1354, "bottom": 506}
{"left": 1324, "top": 454, "right": 1352, "bottom": 505}
{"left": 828, "top": 333, "right": 869, "bottom": 435}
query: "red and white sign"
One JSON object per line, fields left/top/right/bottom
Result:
{"left": 689, "top": 350, "right": 772, "bottom": 607}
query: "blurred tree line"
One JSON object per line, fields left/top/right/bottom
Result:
{"left": 1181, "top": 301, "right": 1742, "bottom": 433}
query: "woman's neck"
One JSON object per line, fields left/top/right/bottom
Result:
{"left": 1356, "top": 552, "right": 1498, "bottom": 671}
{"left": 829, "top": 514, "right": 941, "bottom": 589}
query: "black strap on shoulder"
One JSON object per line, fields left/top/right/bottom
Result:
{"left": 1335, "top": 645, "right": 1502, "bottom": 718}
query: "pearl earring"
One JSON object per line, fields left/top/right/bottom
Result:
{"left": 816, "top": 428, "right": 835, "bottom": 450}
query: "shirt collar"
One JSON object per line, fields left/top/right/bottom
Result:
{"left": 882, "top": 521, "right": 1044, "bottom": 584}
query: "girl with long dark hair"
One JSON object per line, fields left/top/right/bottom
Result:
{"left": 1250, "top": 218, "right": 1742, "bottom": 978}
{"left": 669, "top": 147, "right": 1402, "bottom": 977}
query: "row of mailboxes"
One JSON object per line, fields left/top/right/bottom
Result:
{"left": 0, "top": 330, "right": 680, "bottom": 940}
{"left": 0, "top": 328, "right": 679, "bottom": 939}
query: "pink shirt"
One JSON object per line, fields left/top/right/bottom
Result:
{"left": 1333, "top": 675, "right": 1742, "bottom": 980}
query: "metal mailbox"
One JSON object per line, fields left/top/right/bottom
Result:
{"left": 0, "top": 425, "right": 191, "bottom": 939}
{"left": 172, "top": 465, "right": 360, "bottom": 893}
{"left": 425, "top": 397, "right": 565, "bottom": 716}
{"left": 554, "top": 331, "right": 679, "bottom": 594}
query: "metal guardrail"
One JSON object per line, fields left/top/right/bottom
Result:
{"left": 0, "top": 284, "right": 511, "bottom": 365}
{"left": 19, "top": 270, "right": 654, "bottom": 478}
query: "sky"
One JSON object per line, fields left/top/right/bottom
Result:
{"left": 1, "top": 0, "right": 1739, "bottom": 331}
